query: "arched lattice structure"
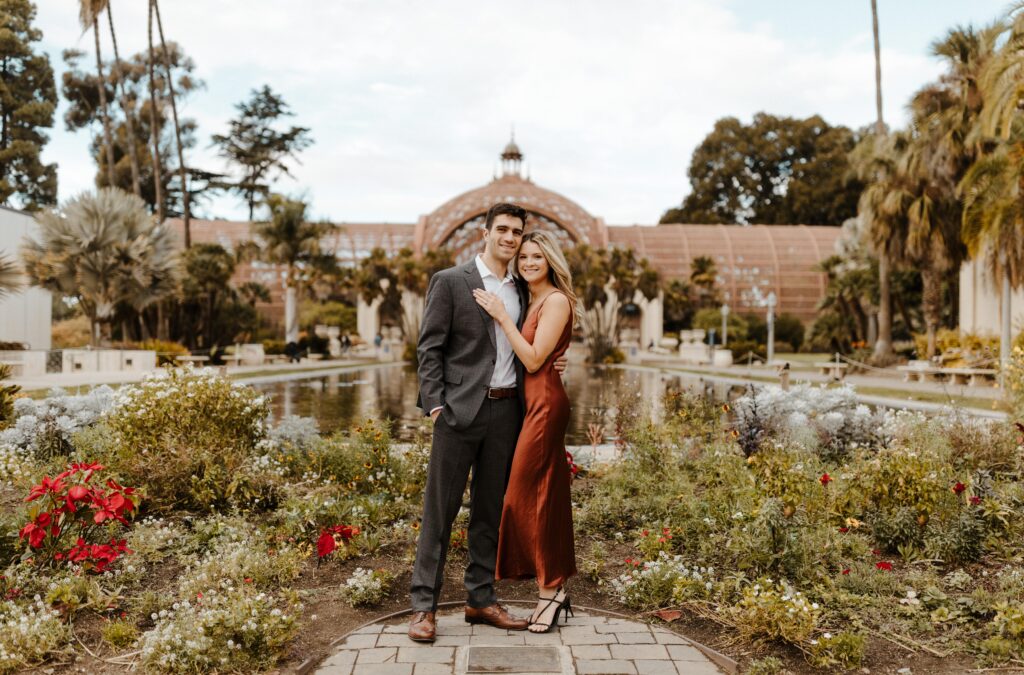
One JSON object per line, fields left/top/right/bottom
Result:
{"left": 417, "top": 169, "right": 605, "bottom": 261}
{"left": 442, "top": 210, "right": 578, "bottom": 264}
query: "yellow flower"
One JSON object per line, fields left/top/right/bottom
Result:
{"left": 844, "top": 517, "right": 862, "bottom": 529}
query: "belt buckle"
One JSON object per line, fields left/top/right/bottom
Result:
{"left": 487, "top": 388, "right": 499, "bottom": 399}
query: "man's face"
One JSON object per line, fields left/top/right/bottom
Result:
{"left": 482, "top": 214, "right": 525, "bottom": 264}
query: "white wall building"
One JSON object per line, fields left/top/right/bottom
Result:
{"left": 0, "top": 205, "right": 51, "bottom": 349}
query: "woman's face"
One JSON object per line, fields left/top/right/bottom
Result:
{"left": 517, "top": 241, "right": 550, "bottom": 285}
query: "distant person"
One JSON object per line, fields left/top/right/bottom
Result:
{"left": 284, "top": 341, "right": 301, "bottom": 363}
{"left": 374, "top": 332, "right": 383, "bottom": 349}
{"left": 408, "top": 203, "right": 569, "bottom": 644}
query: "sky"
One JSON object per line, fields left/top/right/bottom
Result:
{"left": 28, "top": 0, "right": 1013, "bottom": 225}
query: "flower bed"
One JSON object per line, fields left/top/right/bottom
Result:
{"left": 1, "top": 370, "right": 1023, "bottom": 672}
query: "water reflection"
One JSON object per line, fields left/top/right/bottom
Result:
{"left": 253, "top": 363, "right": 740, "bottom": 444}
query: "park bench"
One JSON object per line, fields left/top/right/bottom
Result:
{"left": 943, "top": 367, "right": 997, "bottom": 386}
{"left": 221, "top": 354, "right": 244, "bottom": 367}
{"left": 174, "top": 354, "right": 210, "bottom": 366}
{"left": 897, "top": 363, "right": 996, "bottom": 386}
{"left": 814, "top": 361, "right": 849, "bottom": 380}
{"left": 897, "top": 364, "right": 942, "bottom": 382}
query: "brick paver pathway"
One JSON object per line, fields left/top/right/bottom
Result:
{"left": 313, "top": 607, "right": 731, "bottom": 675}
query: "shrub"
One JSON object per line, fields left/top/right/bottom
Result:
{"left": 300, "top": 301, "right": 357, "bottom": 334}
{"left": 0, "top": 364, "right": 19, "bottom": 430}
{"left": 731, "top": 579, "right": 819, "bottom": 645}
{"left": 733, "top": 384, "right": 885, "bottom": 460}
{"left": 101, "top": 368, "right": 270, "bottom": 511}
{"left": 340, "top": 568, "right": 394, "bottom": 607}
{"left": 808, "top": 631, "right": 865, "bottom": 669}
{"left": 18, "top": 462, "right": 138, "bottom": 573}
{"left": 177, "top": 536, "right": 305, "bottom": 601}
{"left": 0, "top": 386, "right": 115, "bottom": 460}
{"left": 50, "top": 315, "right": 91, "bottom": 349}
{"left": 610, "top": 552, "right": 715, "bottom": 610}
{"left": 262, "top": 339, "right": 286, "bottom": 355}
{"left": 101, "top": 618, "right": 139, "bottom": 649}
{"left": 138, "top": 587, "right": 299, "bottom": 673}
{"left": 0, "top": 598, "right": 70, "bottom": 673}
{"left": 982, "top": 601, "right": 1024, "bottom": 660}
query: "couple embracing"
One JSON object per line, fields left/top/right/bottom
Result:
{"left": 409, "top": 202, "right": 578, "bottom": 641}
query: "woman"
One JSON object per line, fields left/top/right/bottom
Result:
{"left": 472, "top": 230, "right": 578, "bottom": 633}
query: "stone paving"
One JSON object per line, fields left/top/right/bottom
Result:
{"left": 312, "top": 607, "right": 732, "bottom": 675}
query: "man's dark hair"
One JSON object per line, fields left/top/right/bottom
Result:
{"left": 483, "top": 202, "right": 527, "bottom": 230}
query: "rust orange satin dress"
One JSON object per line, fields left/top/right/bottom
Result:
{"left": 496, "top": 293, "right": 576, "bottom": 588}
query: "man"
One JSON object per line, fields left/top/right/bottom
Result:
{"left": 409, "top": 202, "right": 566, "bottom": 642}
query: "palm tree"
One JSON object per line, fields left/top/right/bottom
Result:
{"left": 0, "top": 254, "right": 22, "bottom": 299}
{"left": 689, "top": 255, "right": 719, "bottom": 308}
{"left": 146, "top": 0, "right": 163, "bottom": 220}
{"left": 960, "top": 8, "right": 1024, "bottom": 376}
{"left": 104, "top": 0, "right": 142, "bottom": 196}
{"left": 869, "top": 0, "right": 895, "bottom": 363}
{"left": 249, "top": 194, "right": 333, "bottom": 343}
{"left": 151, "top": 0, "right": 190, "bottom": 246}
{"left": 21, "top": 188, "right": 178, "bottom": 345}
{"left": 78, "top": 0, "right": 116, "bottom": 187}
{"left": 901, "top": 25, "right": 998, "bottom": 357}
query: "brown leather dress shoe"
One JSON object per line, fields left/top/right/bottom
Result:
{"left": 408, "top": 610, "right": 436, "bottom": 642}
{"left": 464, "top": 603, "right": 529, "bottom": 630}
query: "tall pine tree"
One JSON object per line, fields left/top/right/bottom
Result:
{"left": 212, "top": 85, "right": 312, "bottom": 220}
{"left": 0, "top": 0, "right": 57, "bottom": 210}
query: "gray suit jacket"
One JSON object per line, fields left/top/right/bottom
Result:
{"left": 416, "top": 259, "right": 527, "bottom": 430}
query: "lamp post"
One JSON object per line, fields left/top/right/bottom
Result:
{"left": 721, "top": 303, "right": 730, "bottom": 347}
{"left": 766, "top": 292, "right": 777, "bottom": 365}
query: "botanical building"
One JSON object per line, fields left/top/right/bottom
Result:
{"left": 170, "top": 139, "right": 841, "bottom": 345}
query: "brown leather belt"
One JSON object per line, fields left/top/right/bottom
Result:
{"left": 487, "top": 387, "right": 518, "bottom": 399}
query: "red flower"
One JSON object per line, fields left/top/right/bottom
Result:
{"left": 316, "top": 530, "right": 336, "bottom": 559}
{"left": 841, "top": 568, "right": 851, "bottom": 575}
{"left": 642, "top": 529, "right": 649, "bottom": 537}
{"left": 820, "top": 473, "right": 832, "bottom": 486}
{"left": 970, "top": 496, "right": 982, "bottom": 505}
{"left": 952, "top": 482, "right": 966, "bottom": 495}
{"left": 25, "top": 476, "right": 66, "bottom": 502}
{"left": 326, "top": 524, "right": 360, "bottom": 541}
{"left": 838, "top": 527, "right": 849, "bottom": 533}
{"left": 875, "top": 561, "right": 893, "bottom": 571}
{"left": 871, "top": 549, "right": 881, "bottom": 556}
{"left": 18, "top": 522, "right": 45, "bottom": 548}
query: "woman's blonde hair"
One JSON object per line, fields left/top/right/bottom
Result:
{"left": 515, "top": 230, "right": 581, "bottom": 327}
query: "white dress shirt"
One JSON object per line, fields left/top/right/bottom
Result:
{"left": 475, "top": 255, "right": 520, "bottom": 388}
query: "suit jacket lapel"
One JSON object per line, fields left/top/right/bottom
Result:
{"left": 464, "top": 261, "right": 497, "bottom": 350}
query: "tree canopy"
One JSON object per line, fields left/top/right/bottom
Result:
{"left": 661, "top": 113, "right": 863, "bottom": 226}
{"left": 0, "top": 0, "right": 58, "bottom": 210}
{"left": 60, "top": 42, "right": 203, "bottom": 216}
{"left": 212, "top": 86, "right": 313, "bottom": 220}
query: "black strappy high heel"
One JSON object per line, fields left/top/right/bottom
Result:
{"left": 529, "top": 587, "right": 573, "bottom": 633}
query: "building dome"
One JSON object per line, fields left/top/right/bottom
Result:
{"left": 501, "top": 139, "right": 522, "bottom": 160}
{"left": 418, "top": 173, "right": 606, "bottom": 263}
{"left": 416, "top": 138, "right": 608, "bottom": 263}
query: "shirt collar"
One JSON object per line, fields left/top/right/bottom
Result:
{"left": 475, "top": 255, "right": 514, "bottom": 284}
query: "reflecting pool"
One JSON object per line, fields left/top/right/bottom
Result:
{"left": 249, "top": 363, "right": 736, "bottom": 444}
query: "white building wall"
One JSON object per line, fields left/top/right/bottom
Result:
{"left": 959, "top": 257, "right": 1024, "bottom": 337}
{"left": 0, "top": 206, "right": 51, "bottom": 349}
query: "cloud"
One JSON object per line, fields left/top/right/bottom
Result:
{"left": 31, "top": 0, "right": 961, "bottom": 224}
